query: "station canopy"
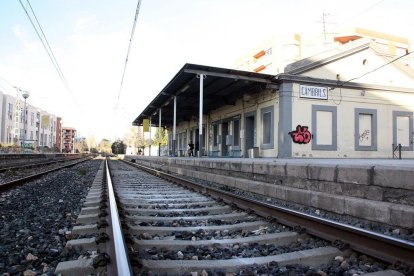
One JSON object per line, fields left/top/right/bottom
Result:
{"left": 132, "top": 63, "right": 277, "bottom": 128}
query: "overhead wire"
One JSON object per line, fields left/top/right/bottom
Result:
{"left": 335, "top": 50, "right": 414, "bottom": 88}
{"left": 18, "top": 0, "right": 80, "bottom": 109}
{"left": 115, "top": 0, "right": 142, "bottom": 112}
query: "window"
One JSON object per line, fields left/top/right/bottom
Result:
{"left": 8, "top": 103, "right": 13, "bottom": 119}
{"left": 261, "top": 106, "right": 274, "bottom": 149}
{"left": 30, "top": 131, "right": 33, "bottom": 140}
{"left": 312, "top": 105, "right": 337, "bottom": 150}
{"left": 354, "top": 108, "right": 377, "bottom": 151}
{"left": 263, "top": 113, "right": 271, "bottom": 144}
{"left": 393, "top": 111, "right": 413, "bottom": 151}
{"left": 31, "top": 113, "right": 34, "bottom": 126}
{"left": 213, "top": 124, "right": 218, "bottom": 147}
{"left": 233, "top": 120, "right": 240, "bottom": 147}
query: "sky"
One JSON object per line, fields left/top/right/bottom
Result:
{"left": 1, "top": 0, "right": 413, "bottom": 141}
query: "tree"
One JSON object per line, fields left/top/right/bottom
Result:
{"left": 124, "top": 126, "right": 149, "bottom": 153}
{"left": 153, "top": 127, "right": 168, "bottom": 146}
{"left": 111, "top": 140, "right": 126, "bottom": 154}
{"left": 86, "top": 136, "right": 97, "bottom": 151}
{"left": 97, "top": 139, "right": 112, "bottom": 153}
{"left": 75, "top": 137, "right": 88, "bottom": 153}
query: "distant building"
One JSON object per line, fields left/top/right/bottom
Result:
{"left": 0, "top": 89, "right": 63, "bottom": 151}
{"left": 0, "top": 92, "right": 19, "bottom": 145}
{"left": 62, "top": 127, "right": 76, "bottom": 153}
{"left": 0, "top": 90, "right": 4, "bottom": 143}
{"left": 56, "top": 117, "right": 62, "bottom": 151}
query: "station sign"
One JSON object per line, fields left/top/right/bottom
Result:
{"left": 299, "top": 85, "right": 328, "bottom": 100}
{"left": 143, "top": 119, "right": 150, "bottom": 132}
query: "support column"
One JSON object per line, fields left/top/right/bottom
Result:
{"left": 158, "top": 108, "right": 162, "bottom": 156}
{"left": 172, "top": 96, "right": 177, "bottom": 157}
{"left": 198, "top": 74, "right": 206, "bottom": 158}
{"left": 149, "top": 116, "right": 152, "bottom": 156}
{"left": 278, "top": 82, "right": 293, "bottom": 158}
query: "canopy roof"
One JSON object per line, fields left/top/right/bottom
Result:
{"left": 132, "top": 63, "right": 277, "bottom": 127}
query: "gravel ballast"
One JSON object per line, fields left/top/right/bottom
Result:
{"left": 0, "top": 159, "right": 102, "bottom": 275}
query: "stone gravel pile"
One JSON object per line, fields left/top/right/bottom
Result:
{"left": 133, "top": 217, "right": 258, "bottom": 227}
{"left": 135, "top": 224, "right": 290, "bottom": 242}
{"left": 140, "top": 237, "right": 329, "bottom": 261}
{"left": 0, "top": 160, "right": 101, "bottom": 275}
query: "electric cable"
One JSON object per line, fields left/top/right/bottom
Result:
{"left": 115, "top": 0, "right": 142, "bottom": 111}
{"left": 336, "top": 50, "right": 414, "bottom": 88}
{"left": 18, "top": 0, "right": 80, "bottom": 110}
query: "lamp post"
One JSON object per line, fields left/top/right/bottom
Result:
{"left": 21, "top": 91, "right": 30, "bottom": 151}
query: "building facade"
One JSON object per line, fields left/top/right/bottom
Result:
{"left": 134, "top": 39, "right": 414, "bottom": 159}
{"left": 0, "top": 90, "right": 64, "bottom": 151}
{"left": 62, "top": 127, "right": 76, "bottom": 153}
{"left": 235, "top": 27, "right": 412, "bottom": 75}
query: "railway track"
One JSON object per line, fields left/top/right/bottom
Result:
{"left": 0, "top": 157, "right": 91, "bottom": 191}
{"left": 0, "top": 159, "right": 102, "bottom": 275}
{"left": 55, "top": 159, "right": 414, "bottom": 275}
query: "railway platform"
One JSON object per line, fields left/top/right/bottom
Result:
{"left": 125, "top": 156, "right": 414, "bottom": 229}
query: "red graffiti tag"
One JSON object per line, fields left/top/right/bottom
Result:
{"left": 289, "top": 125, "right": 312, "bottom": 144}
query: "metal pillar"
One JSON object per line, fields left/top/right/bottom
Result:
{"left": 158, "top": 108, "right": 162, "bottom": 156}
{"left": 149, "top": 117, "right": 152, "bottom": 156}
{"left": 198, "top": 74, "right": 205, "bottom": 158}
{"left": 173, "top": 96, "right": 177, "bottom": 156}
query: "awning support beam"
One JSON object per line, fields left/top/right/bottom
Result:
{"left": 185, "top": 69, "right": 272, "bottom": 83}
{"left": 158, "top": 108, "right": 162, "bottom": 157}
{"left": 198, "top": 74, "right": 206, "bottom": 157}
{"left": 172, "top": 96, "right": 177, "bottom": 156}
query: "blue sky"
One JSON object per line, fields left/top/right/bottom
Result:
{"left": 1, "top": 0, "right": 413, "bottom": 141}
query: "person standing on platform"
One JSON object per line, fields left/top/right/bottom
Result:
{"left": 188, "top": 141, "right": 194, "bottom": 156}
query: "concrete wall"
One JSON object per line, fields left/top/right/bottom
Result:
{"left": 127, "top": 156, "right": 414, "bottom": 229}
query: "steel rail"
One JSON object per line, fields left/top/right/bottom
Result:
{"left": 0, "top": 160, "right": 63, "bottom": 173}
{"left": 123, "top": 160, "right": 414, "bottom": 268}
{"left": 105, "top": 159, "right": 132, "bottom": 276}
{"left": 0, "top": 158, "right": 91, "bottom": 192}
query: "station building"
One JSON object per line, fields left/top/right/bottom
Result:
{"left": 133, "top": 39, "right": 414, "bottom": 159}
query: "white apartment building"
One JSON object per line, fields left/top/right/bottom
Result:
{"left": 0, "top": 90, "right": 60, "bottom": 151}
{"left": 0, "top": 92, "right": 19, "bottom": 145}
{"left": 37, "top": 110, "right": 58, "bottom": 150}
{"left": 0, "top": 90, "right": 3, "bottom": 141}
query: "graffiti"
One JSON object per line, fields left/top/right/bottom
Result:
{"left": 289, "top": 125, "right": 312, "bottom": 144}
{"left": 359, "top": 129, "right": 370, "bottom": 142}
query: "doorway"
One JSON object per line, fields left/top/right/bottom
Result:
{"left": 221, "top": 122, "right": 229, "bottom": 156}
{"left": 244, "top": 113, "right": 256, "bottom": 157}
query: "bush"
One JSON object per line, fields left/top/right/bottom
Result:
{"left": 78, "top": 168, "right": 87, "bottom": 176}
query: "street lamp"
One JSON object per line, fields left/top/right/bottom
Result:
{"left": 21, "top": 91, "right": 30, "bottom": 151}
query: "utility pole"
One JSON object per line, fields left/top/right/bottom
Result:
{"left": 322, "top": 13, "right": 329, "bottom": 46}
{"left": 319, "top": 12, "right": 337, "bottom": 47}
